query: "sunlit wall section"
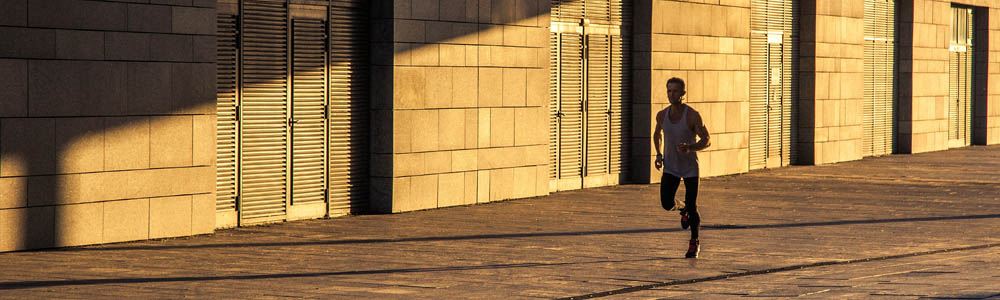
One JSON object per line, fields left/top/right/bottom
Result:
{"left": 796, "top": 0, "right": 865, "bottom": 165}
{"left": 631, "top": 0, "right": 752, "bottom": 183}
{"left": 369, "top": 0, "right": 552, "bottom": 212}
{"left": 0, "top": 0, "right": 216, "bottom": 252}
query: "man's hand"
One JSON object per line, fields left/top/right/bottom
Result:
{"left": 655, "top": 154, "right": 663, "bottom": 170}
{"left": 677, "top": 142, "right": 690, "bottom": 154}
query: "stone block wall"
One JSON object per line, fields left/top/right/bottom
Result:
{"left": 898, "top": 0, "right": 1000, "bottom": 152}
{"left": 897, "top": 0, "right": 953, "bottom": 153}
{"left": 798, "top": 0, "right": 865, "bottom": 164}
{"left": 976, "top": 5, "right": 1000, "bottom": 144}
{"left": 632, "top": 0, "right": 751, "bottom": 183}
{"left": 370, "top": 0, "right": 550, "bottom": 213}
{"left": 0, "top": 0, "right": 216, "bottom": 252}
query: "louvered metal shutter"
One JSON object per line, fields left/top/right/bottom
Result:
{"left": 749, "top": 0, "right": 795, "bottom": 169}
{"left": 550, "top": 0, "right": 629, "bottom": 189}
{"left": 549, "top": 32, "right": 560, "bottom": 180}
{"left": 552, "top": 0, "right": 585, "bottom": 20}
{"left": 329, "top": 0, "right": 368, "bottom": 215}
{"left": 585, "top": 0, "right": 611, "bottom": 22}
{"left": 949, "top": 52, "right": 960, "bottom": 141}
{"left": 749, "top": 30, "right": 768, "bottom": 169}
{"left": 554, "top": 33, "right": 585, "bottom": 181}
{"left": 291, "top": 18, "right": 327, "bottom": 206}
{"left": 779, "top": 0, "right": 796, "bottom": 166}
{"left": 607, "top": 0, "right": 630, "bottom": 179}
{"left": 965, "top": 25, "right": 974, "bottom": 145}
{"left": 586, "top": 34, "right": 610, "bottom": 177}
{"left": 863, "top": 0, "right": 895, "bottom": 157}
{"left": 610, "top": 33, "right": 629, "bottom": 175}
{"left": 217, "top": 13, "right": 240, "bottom": 212}
{"left": 240, "top": 0, "right": 289, "bottom": 223}
{"left": 948, "top": 7, "right": 974, "bottom": 147}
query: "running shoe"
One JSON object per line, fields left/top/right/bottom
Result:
{"left": 680, "top": 209, "right": 690, "bottom": 229}
{"left": 685, "top": 239, "right": 700, "bottom": 258}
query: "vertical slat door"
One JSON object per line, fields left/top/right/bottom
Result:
{"left": 749, "top": 0, "right": 795, "bottom": 169}
{"left": 585, "top": 35, "right": 610, "bottom": 184}
{"left": 329, "top": 0, "right": 369, "bottom": 215}
{"left": 748, "top": 30, "right": 768, "bottom": 170}
{"left": 610, "top": 34, "right": 629, "bottom": 176}
{"left": 550, "top": 0, "right": 629, "bottom": 190}
{"left": 291, "top": 18, "right": 327, "bottom": 206}
{"left": 964, "top": 13, "right": 974, "bottom": 145}
{"left": 948, "top": 7, "right": 973, "bottom": 147}
{"left": 780, "top": 0, "right": 796, "bottom": 166}
{"left": 556, "top": 33, "right": 585, "bottom": 188}
{"left": 549, "top": 32, "right": 560, "bottom": 181}
{"left": 217, "top": 13, "right": 240, "bottom": 213}
{"left": 240, "top": 0, "right": 289, "bottom": 223}
{"left": 863, "top": 0, "right": 895, "bottom": 157}
{"left": 550, "top": 0, "right": 585, "bottom": 190}
{"left": 768, "top": 42, "right": 783, "bottom": 168}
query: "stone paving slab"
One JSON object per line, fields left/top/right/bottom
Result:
{"left": 0, "top": 145, "right": 998, "bottom": 299}
{"left": 599, "top": 247, "right": 1000, "bottom": 299}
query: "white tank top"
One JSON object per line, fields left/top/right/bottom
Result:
{"left": 662, "top": 106, "right": 699, "bottom": 178}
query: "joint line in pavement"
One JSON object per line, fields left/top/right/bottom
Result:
{"left": 556, "top": 242, "right": 1000, "bottom": 300}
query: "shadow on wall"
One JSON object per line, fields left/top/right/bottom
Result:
{"left": 367, "top": 0, "right": 557, "bottom": 211}
{"left": 0, "top": 59, "right": 216, "bottom": 251}
{"left": 1, "top": 0, "right": 567, "bottom": 250}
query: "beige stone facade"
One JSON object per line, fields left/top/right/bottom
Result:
{"left": 633, "top": 0, "right": 752, "bottom": 183}
{"left": 370, "top": 0, "right": 551, "bottom": 212}
{"left": 0, "top": 0, "right": 216, "bottom": 252}
{"left": 799, "top": 0, "right": 866, "bottom": 164}
{"left": 3, "top": 0, "right": 1000, "bottom": 252}
{"left": 897, "top": 0, "right": 1000, "bottom": 152}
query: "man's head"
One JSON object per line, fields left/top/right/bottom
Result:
{"left": 666, "top": 77, "right": 686, "bottom": 105}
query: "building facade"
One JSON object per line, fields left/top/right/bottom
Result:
{"left": 1, "top": 0, "right": 998, "bottom": 252}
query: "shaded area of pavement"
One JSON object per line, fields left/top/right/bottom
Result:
{"left": 0, "top": 145, "right": 998, "bottom": 299}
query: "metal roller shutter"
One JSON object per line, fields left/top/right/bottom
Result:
{"left": 329, "top": 0, "right": 368, "bottom": 215}
{"left": 586, "top": 34, "right": 610, "bottom": 178}
{"left": 291, "top": 18, "right": 327, "bottom": 206}
{"left": 217, "top": 13, "right": 240, "bottom": 212}
{"left": 240, "top": 0, "right": 289, "bottom": 223}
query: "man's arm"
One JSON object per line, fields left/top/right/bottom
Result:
{"left": 687, "top": 111, "right": 711, "bottom": 152}
{"left": 653, "top": 110, "right": 665, "bottom": 169}
{"left": 653, "top": 110, "right": 665, "bottom": 155}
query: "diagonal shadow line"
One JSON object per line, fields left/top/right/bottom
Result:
{"left": 48, "top": 213, "right": 1000, "bottom": 252}
{"left": 0, "top": 257, "right": 675, "bottom": 290}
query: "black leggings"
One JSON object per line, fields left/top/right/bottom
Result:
{"left": 660, "top": 173, "right": 700, "bottom": 240}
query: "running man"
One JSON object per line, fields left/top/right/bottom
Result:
{"left": 653, "top": 77, "right": 711, "bottom": 258}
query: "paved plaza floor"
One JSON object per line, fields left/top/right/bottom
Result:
{"left": 1, "top": 146, "right": 998, "bottom": 299}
